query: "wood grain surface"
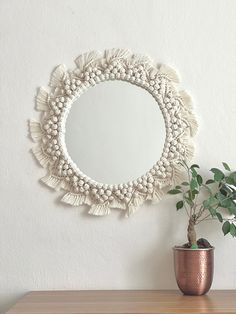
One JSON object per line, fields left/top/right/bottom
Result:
{"left": 5, "top": 290, "right": 236, "bottom": 314}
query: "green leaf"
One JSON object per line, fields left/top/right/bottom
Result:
{"left": 190, "top": 178, "right": 198, "bottom": 191}
{"left": 229, "top": 172, "right": 236, "bottom": 185}
{"left": 216, "top": 192, "right": 231, "bottom": 208}
{"left": 176, "top": 200, "right": 184, "bottom": 210}
{"left": 228, "top": 202, "right": 236, "bottom": 215}
{"left": 208, "top": 206, "right": 216, "bottom": 217}
{"left": 222, "top": 162, "right": 231, "bottom": 171}
{"left": 230, "top": 223, "right": 236, "bottom": 237}
{"left": 222, "top": 221, "right": 230, "bottom": 235}
{"left": 206, "top": 179, "right": 215, "bottom": 185}
{"left": 197, "top": 174, "right": 203, "bottom": 185}
{"left": 216, "top": 212, "right": 223, "bottom": 222}
{"left": 184, "top": 197, "right": 194, "bottom": 207}
{"left": 175, "top": 186, "right": 181, "bottom": 190}
{"left": 219, "top": 187, "right": 227, "bottom": 197}
{"left": 191, "top": 167, "right": 198, "bottom": 177}
{"left": 210, "top": 168, "right": 225, "bottom": 181}
{"left": 168, "top": 189, "right": 182, "bottom": 195}
{"left": 203, "top": 196, "right": 218, "bottom": 209}
{"left": 191, "top": 164, "right": 200, "bottom": 169}
{"left": 225, "top": 177, "right": 235, "bottom": 185}
{"left": 181, "top": 182, "right": 189, "bottom": 186}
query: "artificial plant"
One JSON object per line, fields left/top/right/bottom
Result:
{"left": 168, "top": 162, "right": 236, "bottom": 248}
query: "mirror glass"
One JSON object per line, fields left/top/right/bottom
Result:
{"left": 65, "top": 81, "right": 166, "bottom": 184}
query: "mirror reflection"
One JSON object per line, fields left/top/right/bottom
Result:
{"left": 65, "top": 81, "right": 165, "bottom": 184}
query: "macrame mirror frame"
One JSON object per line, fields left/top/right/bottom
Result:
{"left": 29, "top": 49, "right": 198, "bottom": 216}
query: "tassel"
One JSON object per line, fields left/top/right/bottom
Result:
{"left": 36, "top": 87, "right": 49, "bottom": 111}
{"left": 171, "top": 164, "right": 186, "bottom": 185}
{"left": 132, "top": 54, "right": 152, "bottom": 64}
{"left": 29, "top": 120, "right": 43, "bottom": 142}
{"left": 150, "top": 188, "right": 165, "bottom": 203}
{"left": 179, "top": 90, "right": 193, "bottom": 110}
{"left": 126, "top": 196, "right": 143, "bottom": 217}
{"left": 31, "top": 147, "right": 50, "bottom": 167}
{"left": 126, "top": 205, "right": 137, "bottom": 217}
{"left": 61, "top": 193, "right": 85, "bottom": 206}
{"left": 159, "top": 64, "right": 180, "bottom": 83}
{"left": 75, "top": 50, "right": 101, "bottom": 71}
{"left": 41, "top": 175, "right": 62, "bottom": 190}
{"left": 60, "top": 180, "right": 70, "bottom": 191}
{"left": 88, "top": 204, "right": 110, "bottom": 216}
{"left": 183, "top": 111, "right": 198, "bottom": 137}
{"left": 49, "top": 64, "right": 67, "bottom": 88}
{"left": 110, "top": 199, "right": 126, "bottom": 210}
{"left": 185, "top": 143, "right": 195, "bottom": 161}
{"left": 105, "top": 48, "right": 131, "bottom": 63}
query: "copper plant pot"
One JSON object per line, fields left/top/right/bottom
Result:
{"left": 173, "top": 246, "right": 214, "bottom": 295}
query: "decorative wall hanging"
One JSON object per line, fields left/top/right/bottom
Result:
{"left": 29, "top": 49, "right": 198, "bottom": 216}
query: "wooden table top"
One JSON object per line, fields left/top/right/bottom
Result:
{"left": 5, "top": 290, "right": 236, "bottom": 314}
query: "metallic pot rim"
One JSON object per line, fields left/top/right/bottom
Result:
{"left": 173, "top": 246, "right": 215, "bottom": 251}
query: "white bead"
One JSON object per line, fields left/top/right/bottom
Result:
{"left": 52, "top": 130, "right": 57, "bottom": 136}
{"left": 99, "top": 189, "right": 104, "bottom": 195}
{"left": 78, "top": 180, "right": 84, "bottom": 186}
{"left": 67, "top": 169, "right": 73, "bottom": 175}
{"left": 84, "top": 184, "right": 89, "bottom": 190}
{"left": 106, "top": 190, "right": 111, "bottom": 196}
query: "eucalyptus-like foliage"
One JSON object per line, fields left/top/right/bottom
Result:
{"left": 168, "top": 162, "right": 236, "bottom": 246}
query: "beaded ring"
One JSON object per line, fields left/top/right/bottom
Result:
{"left": 29, "top": 49, "right": 198, "bottom": 216}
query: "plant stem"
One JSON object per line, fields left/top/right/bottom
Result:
{"left": 187, "top": 217, "right": 197, "bottom": 246}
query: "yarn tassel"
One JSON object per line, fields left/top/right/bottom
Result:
{"left": 31, "top": 147, "right": 50, "bottom": 167}
{"left": 171, "top": 164, "right": 186, "bottom": 185}
{"left": 126, "top": 196, "right": 143, "bottom": 217}
{"left": 105, "top": 48, "right": 131, "bottom": 63}
{"left": 49, "top": 64, "right": 67, "bottom": 88}
{"left": 88, "top": 204, "right": 110, "bottom": 216}
{"left": 183, "top": 111, "right": 198, "bottom": 137}
{"left": 150, "top": 188, "right": 165, "bottom": 204}
{"left": 61, "top": 192, "right": 85, "bottom": 206}
{"left": 179, "top": 90, "right": 193, "bottom": 110}
{"left": 36, "top": 87, "right": 49, "bottom": 111}
{"left": 40, "top": 175, "right": 62, "bottom": 190}
{"left": 29, "top": 120, "right": 43, "bottom": 142}
{"left": 185, "top": 143, "right": 195, "bottom": 161}
{"left": 110, "top": 199, "right": 126, "bottom": 210}
{"left": 159, "top": 64, "right": 180, "bottom": 83}
{"left": 75, "top": 50, "right": 101, "bottom": 71}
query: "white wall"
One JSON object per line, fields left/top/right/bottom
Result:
{"left": 1, "top": 0, "right": 236, "bottom": 312}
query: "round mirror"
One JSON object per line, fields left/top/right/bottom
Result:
{"left": 65, "top": 81, "right": 166, "bottom": 184}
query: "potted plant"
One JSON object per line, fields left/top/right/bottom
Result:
{"left": 168, "top": 161, "right": 236, "bottom": 295}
